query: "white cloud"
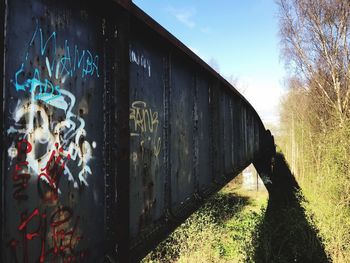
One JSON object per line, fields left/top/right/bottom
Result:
{"left": 234, "top": 76, "right": 286, "bottom": 125}
{"left": 168, "top": 7, "right": 196, "bottom": 28}
{"left": 176, "top": 12, "right": 195, "bottom": 28}
{"left": 166, "top": 7, "right": 210, "bottom": 33}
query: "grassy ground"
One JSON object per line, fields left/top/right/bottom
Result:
{"left": 141, "top": 155, "right": 332, "bottom": 263}
{"left": 141, "top": 179, "right": 268, "bottom": 263}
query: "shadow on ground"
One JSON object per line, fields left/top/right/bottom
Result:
{"left": 205, "top": 191, "right": 251, "bottom": 224}
{"left": 143, "top": 191, "right": 250, "bottom": 263}
{"left": 252, "top": 153, "right": 330, "bottom": 263}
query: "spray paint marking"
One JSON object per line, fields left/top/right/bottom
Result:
{"left": 13, "top": 23, "right": 99, "bottom": 103}
{"left": 8, "top": 89, "right": 93, "bottom": 189}
{"left": 38, "top": 143, "right": 71, "bottom": 202}
{"left": 130, "top": 101, "right": 161, "bottom": 158}
{"left": 7, "top": 20, "right": 99, "bottom": 261}
{"left": 12, "top": 139, "right": 32, "bottom": 201}
{"left": 129, "top": 47, "right": 151, "bottom": 77}
{"left": 8, "top": 207, "right": 86, "bottom": 263}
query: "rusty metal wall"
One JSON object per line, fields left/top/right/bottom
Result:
{"left": 1, "top": 1, "right": 268, "bottom": 262}
{"left": 0, "top": 0, "right": 111, "bottom": 262}
{"left": 128, "top": 6, "right": 267, "bottom": 261}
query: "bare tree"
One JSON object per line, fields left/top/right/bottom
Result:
{"left": 278, "top": 0, "right": 350, "bottom": 125}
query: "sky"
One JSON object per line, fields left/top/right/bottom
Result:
{"left": 132, "top": 0, "right": 287, "bottom": 125}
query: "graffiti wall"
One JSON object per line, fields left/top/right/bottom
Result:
{"left": 2, "top": 1, "right": 105, "bottom": 262}
{"left": 128, "top": 8, "right": 267, "bottom": 262}
{"left": 1, "top": 1, "right": 268, "bottom": 262}
{"left": 129, "top": 34, "right": 166, "bottom": 241}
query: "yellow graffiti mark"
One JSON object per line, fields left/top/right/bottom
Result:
{"left": 154, "top": 137, "right": 161, "bottom": 158}
{"left": 130, "top": 101, "right": 159, "bottom": 135}
{"left": 130, "top": 101, "right": 161, "bottom": 158}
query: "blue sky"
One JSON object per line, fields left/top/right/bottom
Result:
{"left": 132, "top": 0, "right": 286, "bottom": 124}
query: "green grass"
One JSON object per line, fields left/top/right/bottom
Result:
{"left": 141, "top": 168, "right": 332, "bottom": 262}
{"left": 278, "top": 122, "right": 350, "bottom": 263}
{"left": 141, "top": 182, "right": 268, "bottom": 263}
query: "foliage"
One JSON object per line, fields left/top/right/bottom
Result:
{"left": 141, "top": 186, "right": 267, "bottom": 263}
{"left": 278, "top": 0, "right": 350, "bottom": 124}
{"left": 277, "top": 1, "right": 350, "bottom": 261}
{"left": 278, "top": 114, "right": 350, "bottom": 262}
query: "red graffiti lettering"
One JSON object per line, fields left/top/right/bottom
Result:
{"left": 9, "top": 140, "right": 86, "bottom": 262}
{"left": 17, "top": 139, "right": 32, "bottom": 160}
{"left": 16, "top": 208, "right": 47, "bottom": 263}
{"left": 9, "top": 207, "right": 86, "bottom": 263}
{"left": 37, "top": 145, "right": 70, "bottom": 202}
{"left": 47, "top": 207, "right": 83, "bottom": 260}
{"left": 12, "top": 139, "right": 32, "bottom": 201}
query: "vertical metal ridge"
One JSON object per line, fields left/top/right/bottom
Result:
{"left": 193, "top": 71, "right": 199, "bottom": 193}
{"left": 0, "top": 0, "right": 7, "bottom": 257}
{"left": 163, "top": 50, "right": 171, "bottom": 217}
{"left": 209, "top": 82, "right": 215, "bottom": 184}
{"left": 113, "top": 3, "right": 131, "bottom": 261}
{"left": 103, "top": 9, "right": 117, "bottom": 261}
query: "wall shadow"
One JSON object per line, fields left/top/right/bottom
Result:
{"left": 143, "top": 191, "right": 250, "bottom": 262}
{"left": 252, "top": 153, "right": 330, "bottom": 263}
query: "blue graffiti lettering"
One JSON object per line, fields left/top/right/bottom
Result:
{"left": 14, "top": 66, "right": 61, "bottom": 102}
{"left": 40, "top": 29, "right": 57, "bottom": 56}
{"left": 74, "top": 45, "right": 85, "bottom": 72}
{"left": 60, "top": 40, "right": 73, "bottom": 78}
{"left": 82, "top": 50, "right": 99, "bottom": 78}
{"left": 13, "top": 23, "right": 100, "bottom": 101}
